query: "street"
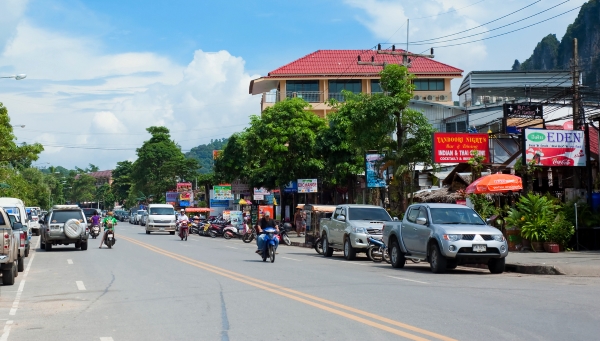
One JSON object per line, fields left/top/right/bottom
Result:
{"left": 1, "top": 224, "right": 599, "bottom": 341}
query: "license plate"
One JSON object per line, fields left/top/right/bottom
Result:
{"left": 160, "top": 227, "right": 164, "bottom": 231}
{"left": 473, "top": 244, "right": 487, "bottom": 252}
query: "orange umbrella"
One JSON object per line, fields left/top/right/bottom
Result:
{"left": 465, "top": 174, "right": 523, "bottom": 194}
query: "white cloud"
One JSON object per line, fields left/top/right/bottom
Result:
{"left": 0, "top": 20, "right": 260, "bottom": 170}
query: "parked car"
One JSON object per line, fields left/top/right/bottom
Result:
{"left": 0, "top": 207, "right": 21, "bottom": 285}
{"left": 320, "top": 205, "right": 392, "bottom": 260}
{"left": 41, "top": 205, "right": 90, "bottom": 251}
{"left": 382, "top": 203, "right": 509, "bottom": 274}
{"left": 0, "top": 198, "right": 31, "bottom": 239}
{"left": 134, "top": 210, "right": 146, "bottom": 225}
{"left": 82, "top": 208, "right": 102, "bottom": 223}
{"left": 140, "top": 211, "right": 149, "bottom": 226}
{"left": 129, "top": 212, "right": 136, "bottom": 224}
{"left": 8, "top": 213, "right": 30, "bottom": 266}
{"left": 26, "top": 206, "right": 41, "bottom": 236}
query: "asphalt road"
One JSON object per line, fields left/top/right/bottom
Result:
{"left": 1, "top": 223, "right": 599, "bottom": 341}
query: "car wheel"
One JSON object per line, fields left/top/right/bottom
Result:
{"left": 24, "top": 247, "right": 29, "bottom": 258}
{"left": 390, "top": 240, "right": 405, "bottom": 268}
{"left": 170, "top": 231, "right": 175, "bottom": 235}
{"left": 343, "top": 237, "right": 356, "bottom": 260}
{"left": 488, "top": 258, "right": 505, "bottom": 274}
{"left": 81, "top": 241, "right": 88, "bottom": 251}
{"left": 75, "top": 242, "right": 81, "bottom": 249}
{"left": 146, "top": 231, "right": 150, "bottom": 235}
{"left": 2, "top": 262, "right": 15, "bottom": 285}
{"left": 40, "top": 239, "right": 45, "bottom": 250}
{"left": 17, "top": 256, "right": 24, "bottom": 272}
{"left": 429, "top": 243, "right": 447, "bottom": 274}
{"left": 45, "top": 242, "right": 52, "bottom": 251}
{"left": 446, "top": 260, "right": 458, "bottom": 270}
{"left": 323, "top": 235, "right": 333, "bottom": 257}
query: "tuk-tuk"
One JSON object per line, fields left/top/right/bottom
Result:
{"left": 298, "top": 204, "right": 337, "bottom": 245}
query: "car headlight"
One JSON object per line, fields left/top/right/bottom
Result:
{"left": 443, "top": 234, "right": 462, "bottom": 241}
{"left": 352, "top": 227, "right": 367, "bottom": 234}
{"left": 171, "top": 219, "right": 176, "bottom": 223}
{"left": 492, "top": 234, "right": 505, "bottom": 242}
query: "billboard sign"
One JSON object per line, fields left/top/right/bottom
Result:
{"left": 433, "top": 133, "right": 489, "bottom": 163}
{"left": 297, "top": 179, "right": 318, "bottom": 193}
{"left": 210, "top": 199, "right": 230, "bottom": 208}
{"left": 284, "top": 181, "right": 298, "bottom": 193}
{"left": 213, "top": 185, "right": 233, "bottom": 200}
{"left": 524, "top": 128, "right": 586, "bottom": 166}
{"left": 365, "top": 154, "right": 387, "bottom": 188}
{"left": 166, "top": 192, "right": 178, "bottom": 202}
{"left": 502, "top": 103, "right": 544, "bottom": 133}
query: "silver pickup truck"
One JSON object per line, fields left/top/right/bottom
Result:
{"left": 0, "top": 208, "right": 20, "bottom": 285}
{"left": 383, "top": 203, "right": 508, "bottom": 274}
{"left": 320, "top": 204, "right": 392, "bottom": 260}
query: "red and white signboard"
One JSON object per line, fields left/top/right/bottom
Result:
{"left": 298, "top": 179, "right": 318, "bottom": 193}
{"left": 432, "top": 133, "right": 489, "bottom": 163}
{"left": 525, "top": 128, "right": 586, "bottom": 166}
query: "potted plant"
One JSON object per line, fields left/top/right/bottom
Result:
{"left": 513, "top": 194, "right": 556, "bottom": 252}
{"left": 503, "top": 205, "right": 523, "bottom": 251}
{"left": 545, "top": 214, "right": 575, "bottom": 252}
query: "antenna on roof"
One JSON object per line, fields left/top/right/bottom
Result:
{"left": 431, "top": 48, "right": 434, "bottom": 57}
{"left": 371, "top": 56, "right": 375, "bottom": 62}
{"left": 392, "top": 45, "right": 395, "bottom": 52}
{"left": 377, "top": 44, "right": 381, "bottom": 51}
{"left": 358, "top": 55, "right": 361, "bottom": 62}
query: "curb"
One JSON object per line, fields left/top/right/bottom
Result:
{"left": 464, "top": 262, "right": 565, "bottom": 275}
{"left": 290, "top": 241, "right": 311, "bottom": 248}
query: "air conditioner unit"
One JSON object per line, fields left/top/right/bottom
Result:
{"left": 439, "top": 95, "right": 447, "bottom": 101}
{"left": 427, "top": 95, "right": 434, "bottom": 101}
{"left": 413, "top": 95, "right": 421, "bottom": 100}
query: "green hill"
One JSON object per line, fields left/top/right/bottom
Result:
{"left": 185, "top": 138, "right": 228, "bottom": 174}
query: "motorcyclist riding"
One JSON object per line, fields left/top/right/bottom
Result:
{"left": 99, "top": 211, "right": 118, "bottom": 249}
{"left": 255, "top": 211, "right": 279, "bottom": 255}
{"left": 177, "top": 209, "right": 189, "bottom": 229}
{"left": 91, "top": 211, "right": 101, "bottom": 226}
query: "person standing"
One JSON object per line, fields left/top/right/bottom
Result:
{"left": 294, "top": 208, "right": 304, "bottom": 237}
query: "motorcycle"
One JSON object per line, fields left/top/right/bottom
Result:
{"left": 178, "top": 221, "right": 189, "bottom": 241}
{"left": 90, "top": 224, "right": 100, "bottom": 239}
{"left": 208, "top": 223, "right": 226, "bottom": 238}
{"left": 313, "top": 236, "right": 324, "bottom": 255}
{"left": 279, "top": 225, "right": 292, "bottom": 246}
{"left": 200, "top": 222, "right": 211, "bottom": 236}
{"left": 223, "top": 224, "right": 243, "bottom": 240}
{"left": 367, "top": 236, "right": 390, "bottom": 263}
{"left": 104, "top": 229, "right": 115, "bottom": 249}
{"left": 242, "top": 226, "right": 256, "bottom": 243}
{"left": 261, "top": 227, "right": 278, "bottom": 263}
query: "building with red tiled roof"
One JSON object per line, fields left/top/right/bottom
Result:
{"left": 75, "top": 170, "right": 113, "bottom": 187}
{"left": 250, "top": 49, "right": 463, "bottom": 117}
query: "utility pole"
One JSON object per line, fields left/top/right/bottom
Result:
{"left": 572, "top": 38, "right": 580, "bottom": 129}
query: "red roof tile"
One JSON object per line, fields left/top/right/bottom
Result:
{"left": 267, "top": 50, "right": 463, "bottom": 77}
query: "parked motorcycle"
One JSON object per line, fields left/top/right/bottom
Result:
{"left": 242, "top": 226, "right": 256, "bottom": 243}
{"left": 279, "top": 225, "right": 292, "bottom": 246}
{"left": 261, "top": 227, "right": 278, "bottom": 263}
{"left": 223, "top": 224, "right": 243, "bottom": 240}
{"left": 90, "top": 224, "right": 100, "bottom": 239}
{"left": 208, "top": 223, "right": 226, "bottom": 238}
{"left": 178, "top": 222, "right": 189, "bottom": 241}
{"left": 367, "top": 236, "right": 390, "bottom": 263}
{"left": 200, "top": 222, "right": 211, "bottom": 236}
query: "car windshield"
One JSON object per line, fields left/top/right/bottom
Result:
{"left": 137, "top": 210, "right": 146, "bottom": 215}
{"left": 51, "top": 211, "right": 83, "bottom": 223}
{"left": 347, "top": 208, "right": 391, "bottom": 221}
{"left": 429, "top": 208, "right": 485, "bottom": 225}
{"left": 82, "top": 208, "right": 98, "bottom": 217}
{"left": 4, "top": 207, "right": 20, "bottom": 220}
{"left": 150, "top": 207, "right": 175, "bottom": 215}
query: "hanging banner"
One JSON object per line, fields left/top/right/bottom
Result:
{"left": 525, "top": 128, "right": 586, "bottom": 166}
{"left": 365, "top": 154, "right": 387, "bottom": 188}
{"left": 213, "top": 185, "right": 233, "bottom": 200}
{"left": 166, "top": 192, "right": 178, "bottom": 202}
{"left": 258, "top": 205, "right": 274, "bottom": 220}
{"left": 297, "top": 179, "right": 318, "bottom": 193}
{"left": 253, "top": 194, "right": 264, "bottom": 201}
{"left": 180, "top": 192, "right": 191, "bottom": 200}
{"left": 432, "top": 133, "right": 489, "bottom": 163}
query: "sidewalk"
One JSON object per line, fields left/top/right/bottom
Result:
{"left": 503, "top": 251, "right": 600, "bottom": 276}
{"left": 286, "top": 234, "right": 311, "bottom": 247}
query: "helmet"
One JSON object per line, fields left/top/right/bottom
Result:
{"left": 108, "top": 211, "right": 114, "bottom": 216}
{"left": 180, "top": 209, "right": 185, "bottom": 213}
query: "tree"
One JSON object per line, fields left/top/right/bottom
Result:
{"left": 219, "top": 98, "right": 327, "bottom": 189}
{"left": 336, "top": 64, "right": 434, "bottom": 211}
{"left": 131, "top": 126, "right": 199, "bottom": 199}
{"left": 111, "top": 161, "right": 133, "bottom": 206}
{"left": 87, "top": 164, "right": 100, "bottom": 172}
{"left": 0, "top": 103, "right": 43, "bottom": 165}
{"left": 214, "top": 133, "right": 249, "bottom": 183}
{"left": 70, "top": 174, "right": 97, "bottom": 203}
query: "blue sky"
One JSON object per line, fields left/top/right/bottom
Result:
{"left": 0, "top": 0, "right": 588, "bottom": 169}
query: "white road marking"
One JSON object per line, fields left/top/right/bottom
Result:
{"left": 9, "top": 253, "right": 36, "bottom": 316}
{"left": 386, "top": 276, "right": 428, "bottom": 284}
{"left": 0, "top": 321, "right": 13, "bottom": 341}
{"left": 99, "top": 337, "right": 114, "bottom": 341}
{"left": 225, "top": 246, "right": 238, "bottom": 249}
{"left": 36, "top": 236, "right": 40, "bottom": 249}
{"left": 67, "top": 259, "right": 73, "bottom": 265}
{"left": 281, "top": 257, "right": 301, "bottom": 261}
{"left": 76, "top": 281, "right": 86, "bottom": 291}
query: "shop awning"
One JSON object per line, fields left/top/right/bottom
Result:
{"left": 185, "top": 208, "right": 213, "bottom": 213}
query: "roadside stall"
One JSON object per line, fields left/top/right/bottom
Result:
{"left": 185, "top": 207, "right": 213, "bottom": 219}
{"left": 299, "top": 204, "right": 337, "bottom": 245}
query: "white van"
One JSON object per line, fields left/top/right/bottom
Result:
{"left": 146, "top": 204, "right": 176, "bottom": 235}
{"left": 0, "top": 198, "right": 28, "bottom": 231}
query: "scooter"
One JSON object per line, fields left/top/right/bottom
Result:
{"left": 242, "top": 226, "right": 256, "bottom": 243}
{"left": 367, "top": 236, "right": 390, "bottom": 263}
{"left": 90, "top": 224, "right": 100, "bottom": 239}
{"left": 104, "top": 230, "right": 115, "bottom": 249}
{"left": 279, "top": 226, "right": 292, "bottom": 246}
{"left": 223, "top": 225, "right": 242, "bottom": 240}
{"left": 261, "top": 227, "right": 278, "bottom": 263}
{"left": 178, "top": 221, "right": 189, "bottom": 241}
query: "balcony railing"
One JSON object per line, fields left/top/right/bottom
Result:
{"left": 263, "top": 91, "right": 279, "bottom": 104}
{"left": 286, "top": 91, "right": 323, "bottom": 102}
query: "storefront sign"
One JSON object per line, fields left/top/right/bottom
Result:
{"left": 231, "top": 180, "right": 250, "bottom": 194}
{"left": 213, "top": 185, "right": 233, "bottom": 200}
{"left": 284, "top": 181, "right": 298, "bottom": 193}
{"left": 177, "top": 182, "right": 192, "bottom": 191}
{"left": 525, "top": 128, "right": 586, "bottom": 166}
{"left": 253, "top": 194, "right": 264, "bottom": 201}
{"left": 297, "top": 179, "right": 318, "bottom": 193}
{"left": 229, "top": 211, "right": 242, "bottom": 227}
{"left": 166, "top": 192, "right": 178, "bottom": 202}
{"left": 179, "top": 200, "right": 190, "bottom": 207}
{"left": 210, "top": 199, "right": 230, "bottom": 208}
{"left": 432, "top": 133, "right": 489, "bottom": 163}
{"left": 365, "top": 154, "right": 387, "bottom": 188}
{"left": 502, "top": 104, "right": 544, "bottom": 133}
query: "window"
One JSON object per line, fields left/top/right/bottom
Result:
{"left": 150, "top": 207, "right": 175, "bottom": 215}
{"left": 446, "top": 121, "right": 467, "bottom": 133}
{"left": 429, "top": 208, "right": 485, "bottom": 225}
{"left": 347, "top": 208, "right": 391, "bottom": 221}
{"left": 328, "top": 80, "right": 362, "bottom": 101}
{"left": 50, "top": 211, "right": 84, "bottom": 223}
{"left": 413, "top": 79, "right": 445, "bottom": 91}
{"left": 417, "top": 208, "right": 428, "bottom": 222}
{"left": 333, "top": 208, "right": 342, "bottom": 220}
{"left": 371, "top": 79, "right": 382, "bottom": 93}
{"left": 286, "top": 80, "right": 320, "bottom": 102}
{"left": 406, "top": 207, "right": 420, "bottom": 223}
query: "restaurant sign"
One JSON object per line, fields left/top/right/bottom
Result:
{"left": 432, "top": 133, "right": 489, "bottom": 163}
{"left": 524, "top": 128, "right": 586, "bottom": 166}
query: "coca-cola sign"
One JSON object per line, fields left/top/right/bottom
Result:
{"left": 524, "top": 128, "right": 586, "bottom": 167}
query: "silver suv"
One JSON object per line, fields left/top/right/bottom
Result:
{"left": 41, "top": 205, "right": 89, "bottom": 251}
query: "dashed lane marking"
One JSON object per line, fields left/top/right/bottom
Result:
{"left": 99, "top": 337, "right": 114, "bottom": 341}
{"left": 76, "top": 281, "right": 86, "bottom": 291}
{"left": 67, "top": 259, "right": 73, "bottom": 265}
{"left": 281, "top": 257, "right": 302, "bottom": 261}
{"left": 0, "top": 320, "right": 13, "bottom": 341}
{"left": 386, "top": 276, "right": 428, "bottom": 284}
{"left": 8, "top": 253, "right": 35, "bottom": 316}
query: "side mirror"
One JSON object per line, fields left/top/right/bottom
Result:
{"left": 393, "top": 217, "right": 399, "bottom": 221}
{"left": 12, "top": 222, "right": 23, "bottom": 230}
{"left": 337, "top": 215, "right": 346, "bottom": 221}
{"left": 416, "top": 217, "right": 427, "bottom": 225}
{"left": 485, "top": 218, "right": 492, "bottom": 224}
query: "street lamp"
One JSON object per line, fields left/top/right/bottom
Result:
{"left": 1, "top": 74, "right": 26, "bottom": 80}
